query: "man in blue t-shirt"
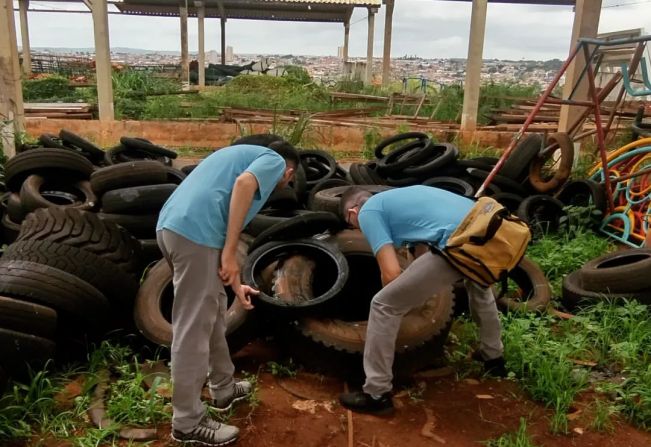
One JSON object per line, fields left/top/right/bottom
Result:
{"left": 156, "top": 134, "right": 299, "bottom": 445}
{"left": 338, "top": 185, "right": 505, "bottom": 415}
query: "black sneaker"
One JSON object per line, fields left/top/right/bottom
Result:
{"left": 339, "top": 391, "right": 394, "bottom": 415}
{"left": 171, "top": 414, "right": 239, "bottom": 446}
{"left": 472, "top": 350, "right": 507, "bottom": 378}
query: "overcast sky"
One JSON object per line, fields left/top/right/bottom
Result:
{"left": 12, "top": 0, "right": 651, "bottom": 60}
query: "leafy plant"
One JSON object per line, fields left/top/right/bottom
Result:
{"left": 267, "top": 360, "right": 297, "bottom": 378}
{"left": 362, "top": 127, "right": 382, "bottom": 160}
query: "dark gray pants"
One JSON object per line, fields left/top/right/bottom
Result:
{"left": 363, "top": 251, "right": 503, "bottom": 396}
{"left": 157, "top": 229, "right": 235, "bottom": 433}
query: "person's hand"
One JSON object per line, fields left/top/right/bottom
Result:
{"left": 230, "top": 281, "right": 258, "bottom": 310}
{"left": 219, "top": 251, "right": 239, "bottom": 286}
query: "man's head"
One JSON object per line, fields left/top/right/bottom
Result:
{"left": 233, "top": 134, "right": 299, "bottom": 190}
{"left": 340, "top": 186, "right": 372, "bottom": 229}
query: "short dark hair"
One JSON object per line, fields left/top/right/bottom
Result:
{"left": 232, "top": 133, "right": 299, "bottom": 168}
{"left": 339, "top": 186, "right": 372, "bottom": 219}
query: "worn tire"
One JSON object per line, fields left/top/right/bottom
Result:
{"left": 491, "top": 192, "right": 525, "bottom": 213}
{"left": 401, "top": 143, "right": 459, "bottom": 178}
{"left": 562, "top": 270, "right": 651, "bottom": 310}
{"left": 3, "top": 241, "right": 139, "bottom": 306}
{"left": 307, "top": 178, "right": 351, "bottom": 211}
{"left": 5, "top": 149, "right": 94, "bottom": 192}
{"left": 528, "top": 132, "right": 574, "bottom": 193}
{"left": 17, "top": 207, "right": 142, "bottom": 275}
{"left": 0, "top": 260, "right": 109, "bottom": 325}
{"left": 495, "top": 257, "right": 551, "bottom": 312}
{"left": 249, "top": 211, "right": 342, "bottom": 253}
{"left": 59, "top": 129, "right": 105, "bottom": 164}
{"left": 90, "top": 161, "right": 169, "bottom": 196}
{"left": 2, "top": 213, "right": 21, "bottom": 243}
{"left": 466, "top": 167, "right": 527, "bottom": 196}
{"left": 0, "top": 328, "right": 56, "bottom": 379}
{"left": 134, "top": 238, "right": 253, "bottom": 348}
{"left": 101, "top": 184, "right": 177, "bottom": 214}
{"left": 374, "top": 132, "right": 428, "bottom": 159}
{"left": 311, "top": 185, "right": 392, "bottom": 217}
{"left": 20, "top": 175, "right": 97, "bottom": 214}
{"left": 300, "top": 149, "right": 336, "bottom": 185}
{"left": 0, "top": 295, "right": 57, "bottom": 339}
{"left": 98, "top": 212, "right": 159, "bottom": 239}
{"left": 517, "top": 195, "right": 566, "bottom": 236}
{"left": 422, "top": 176, "right": 475, "bottom": 197}
{"left": 500, "top": 134, "right": 543, "bottom": 182}
{"left": 245, "top": 210, "right": 312, "bottom": 237}
{"left": 555, "top": 179, "right": 607, "bottom": 215}
{"left": 375, "top": 140, "right": 435, "bottom": 176}
{"left": 580, "top": 249, "right": 651, "bottom": 294}
{"left": 120, "top": 137, "right": 178, "bottom": 159}
{"left": 7, "top": 192, "right": 25, "bottom": 223}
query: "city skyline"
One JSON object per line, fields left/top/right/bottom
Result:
{"left": 12, "top": 1, "right": 651, "bottom": 60}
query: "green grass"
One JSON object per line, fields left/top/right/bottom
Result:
{"left": 525, "top": 227, "right": 614, "bottom": 297}
{"left": 500, "top": 300, "right": 651, "bottom": 432}
{"left": 485, "top": 418, "right": 538, "bottom": 447}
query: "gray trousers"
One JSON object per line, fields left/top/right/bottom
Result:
{"left": 157, "top": 229, "right": 235, "bottom": 433}
{"left": 363, "top": 251, "right": 503, "bottom": 396}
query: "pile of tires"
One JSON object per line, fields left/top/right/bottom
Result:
{"left": 562, "top": 249, "right": 651, "bottom": 310}
{"left": 0, "top": 130, "right": 183, "bottom": 380}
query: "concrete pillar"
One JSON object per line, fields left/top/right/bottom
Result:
{"left": 197, "top": 3, "right": 205, "bottom": 87}
{"left": 342, "top": 20, "right": 350, "bottom": 62}
{"left": 558, "top": 0, "right": 602, "bottom": 133}
{"left": 18, "top": 0, "right": 31, "bottom": 75}
{"left": 460, "top": 0, "right": 488, "bottom": 132}
{"left": 366, "top": 8, "right": 376, "bottom": 84}
{"left": 382, "top": 0, "right": 394, "bottom": 87}
{"left": 0, "top": 0, "right": 25, "bottom": 156}
{"left": 220, "top": 17, "right": 226, "bottom": 65}
{"left": 89, "top": 0, "right": 114, "bottom": 121}
{"left": 180, "top": 5, "right": 189, "bottom": 83}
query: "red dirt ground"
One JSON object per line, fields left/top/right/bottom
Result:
{"left": 145, "top": 340, "right": 650, "bottom": 447}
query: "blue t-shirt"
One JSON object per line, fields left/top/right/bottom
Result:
{"left": 358, "top": 185, "right": 474, "bottom": 254}
{"left": 157, "top": 144, "right": 285, "bottom": 249}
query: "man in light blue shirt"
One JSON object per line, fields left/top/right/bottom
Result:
{"left": 338, "top": 185, "right": 505, "bottom": 415}
{"left": 156, "top": 134, "right": 299, "bottom": 445}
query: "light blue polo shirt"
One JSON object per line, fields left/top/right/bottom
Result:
{"left": 358, "top": 185, "right": 474, "bottom": 254}
{"left": 157, "top": 144, "right": 285, "bottom": 249}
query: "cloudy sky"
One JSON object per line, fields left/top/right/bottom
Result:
{"left": 13, "top": 0, "right": 651, "bottom": 60}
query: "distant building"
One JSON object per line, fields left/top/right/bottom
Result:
{"left": 337, "top": 46, "right": 344, "bottom": 59}
{"left": 226, "top": 46, "right": 234, "bottom": 63}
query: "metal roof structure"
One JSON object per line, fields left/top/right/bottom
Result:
{"left": 440, "top": 0, "right": 575, "bottom": 4}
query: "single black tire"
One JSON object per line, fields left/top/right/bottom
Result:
{"left": 300, "top": 149, "right": 337, "bottom": 186}
{"left": 528, "top": 132, "right": 574, "bottom": 193}
{"left": 134, "top": 238, "right": 254, "bottom": 349}
{"left": 0, "top": 295, "right": 57, "bottom": 339}
{"left": 311, "top": 185, "right": 392, "bottom": 217}
{"left": 500, "top": 134, "right": 543, "bottom": 182}
{"left": 101, "top": 184, "right": 177, "bottom": 214}
{"left": 249, "top": 211, "right": 342, "bottom": 252}
{"left": 361, "top": 162, "right": 386, "bottom": 185}
{"left": 384, "top": 174, "right": 423, "bottom": 187}
{"left": 138, "top": 239, "right": 163, "bottom": 266}
{"left": 495, "top": 256, "right": 551, "bottom": 312}
{"left": 264, "top": 187, "right": 299, "bottom": 211}
{"left": 104, "top": 145, "right": 173, "bottom": 167}
{"left": 516, "top": 195, "right": 566, "bottom": 236}
{"left": 348, "top": 163, "right": 367, "bottom": 185}
{"left": 580, "top": 249, "right": 651, "bottom": 294}
{"left": 17, "top": 207, "right": 142, "bottom": 275}
{"left": 97, "top": 213, "right": 159, "bottom": 239}
{"left": 422, "top": 176, "right": 475, "bottom": 197}
{"left": 166, "top": 167, "right": 187, "bottom": 185}
{"left": 120, "top": 137, "right": 178, "bottom": 159}
{"left": 3, "top": 241, "right": 139, "bottom": 307}
{"left": 491, "top": 192, "right": 524, "bottom": 213}
{"left": 38, "top": 133, "right": 66, "bottom": 149}
{"left": 59, "top": 129, "right": 105, "bottom": 163}
{"left": 375, "top": 140, "right": 436, "bottom": 176}
{"left": 307, "top": 178, "right": 351, "bottom": 211}
{"left": 245, "top": 209, "right": 313, "bottom": 237}
{"left": 20, "top": 175, "right": 97, "bottom": 214}
{"left": 562, "top": 270, "right": 651, "bottom": 310}
{"left": 5, "top": 149, "right": 94, "bottom": 192}
{"left": 374, "top": 132, "right": 428, "bottom": 159}
{"left": 243, "top": 238, "right": 349, "bottom": 313}
{"left": 457, "top": 159, "right": 495, "bottom": 171}
{"left": 401, "top": 143, "right": 459, "bottom": 178}
{"left": 555, "top": 179, "right": 607, "bottom": 215}
{"left": 0, "top": 260, "right": 109, "bottom": 325}
{"left": 0, "top": 328, "right": 56, "bottom": 379}
{"left": 90, "top": 161, "right": 169, "bottom": 196}
{"left": 465, "top": 167, "right": 527, "bottom": 196}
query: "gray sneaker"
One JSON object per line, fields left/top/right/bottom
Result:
{"left": 209, "top": 380, "right": 252, "bottom": 412}
{"left": 171, "top": 414, "right": 239, "bottom": 446}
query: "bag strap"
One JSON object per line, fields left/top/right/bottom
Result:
{"left": 469, "top": 208, "right": 508, "bottom": 245}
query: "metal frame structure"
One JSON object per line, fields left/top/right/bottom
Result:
{"left": 476, "top": 34, "right": 651, "bottom": 214}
